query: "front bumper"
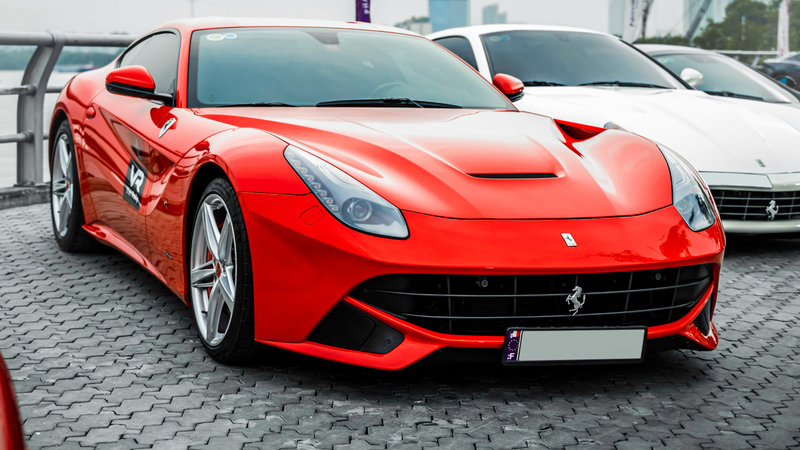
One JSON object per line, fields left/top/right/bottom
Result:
{"left": 702, "top": 171, "right": 800, "bottom": 234}
{"left": 239, "top": 192, "right": 725, "bottom": 370}
{"left": 722, "top": 219, "right": 800, "bottom": 234}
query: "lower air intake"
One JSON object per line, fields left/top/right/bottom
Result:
{"left": 349, "top": 265, "right": 712, "bottom": 336}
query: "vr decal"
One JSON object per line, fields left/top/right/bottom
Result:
{"left": 123, "top": 159, "right": 147, "bottom": 210}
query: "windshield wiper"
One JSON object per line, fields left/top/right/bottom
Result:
{"left": 579, "top": 81, "right": 670, "bottom": 89}
{"left": 316, "top": 98, "right": 462, "bottom": 108}
{"left": 703, "top": 90, "right": 767, "bottom": 102}
{"left": 523, "top": 81, "right": 565, "bottom": 86}
{"left": 216, "top": 102, "right": 297, "bottom": 107}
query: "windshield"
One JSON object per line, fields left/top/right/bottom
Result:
{"left": 480, "top": 30, "right": 682, "bottom": 89}
{"left": 188, "top": 27, "right": 513, "bottom": 109}
{"left": 655, "top": 52, "right": 796, "bottom": 103}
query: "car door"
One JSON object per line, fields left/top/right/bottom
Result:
{"left": 82, "top": 31, "right": 181, "bottom": 260}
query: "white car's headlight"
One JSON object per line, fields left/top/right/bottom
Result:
{"left": 284, "top": 145, "right": 409, "bottom": 239}
{"left": 660, "top": 146, "right": 716, "bottom": 232}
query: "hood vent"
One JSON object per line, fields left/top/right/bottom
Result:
{"left": 469, "top": 173, "right": 557, "bottom": 179}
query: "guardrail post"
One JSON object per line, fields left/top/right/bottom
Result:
{"left": 15, "top": 31, "right": 64, "bottom": 186}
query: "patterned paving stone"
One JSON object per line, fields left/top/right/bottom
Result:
{"left": 1, "top": 203, "right": 799, "bottom": 449}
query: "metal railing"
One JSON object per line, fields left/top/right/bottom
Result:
{"left": 0, "top": 31, "right": 133, "bottom": 186}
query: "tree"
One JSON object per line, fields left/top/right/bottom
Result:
{"left": 693, "top": 0, "right": 775, "bottom": 50}
{"left": 637, "top": 35, "right": 691, "bottom": 46}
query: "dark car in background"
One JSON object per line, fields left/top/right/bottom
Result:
{"left": 760, "top": 52, "right": 800, "bottom": 90}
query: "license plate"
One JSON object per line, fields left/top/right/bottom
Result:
{"left": 502, "top": 327, "right": 647, "bottom": 365}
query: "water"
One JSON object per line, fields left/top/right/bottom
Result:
{"left": 0, "top": 70, "right": 78, "bottom": 187}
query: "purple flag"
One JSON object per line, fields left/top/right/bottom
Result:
{"left": 356, "top": 0, "right": 371, "bottom": 22}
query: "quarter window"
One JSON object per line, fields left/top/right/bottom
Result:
{"left": 434, "top": 36, "right": 479, "bottom": 71}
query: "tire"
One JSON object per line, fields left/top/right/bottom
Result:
{"left": 189, "top": 178, "right": 260, "bottom": 363}
{"left": 50, "top": 120, "right": 99, "bottom": 252}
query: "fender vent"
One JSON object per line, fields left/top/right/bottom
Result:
{"left": 554, "top": 119, "right": 606, "bottom": 156}
{"left": 555, "top": 119, "right": 605, "bottom": 141}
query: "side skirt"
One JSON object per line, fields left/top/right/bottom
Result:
{"left": 82, "top": 222, "right": 186, "bottom": 303}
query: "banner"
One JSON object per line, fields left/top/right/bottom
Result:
{"left": 356, "top": 0, "right": 371, "bottom": 23}
{"left": 778, "top": 0, "right": 790, "bottom": 57}
{"left": 622, "top": 0, "right": 643, "bottom": 43}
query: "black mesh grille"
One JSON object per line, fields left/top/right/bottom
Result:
{"left": 711, "top": 189, "right": 800, "bottom": 221}
{"left": 349, "top": 265, "right": 712, "bottom": 336}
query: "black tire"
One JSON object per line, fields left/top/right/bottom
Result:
{"left": 50, "top": 120, "right": 100, "bottom": 252}
{"left": 190, "top": 178, "right": 260, "bottom": 364}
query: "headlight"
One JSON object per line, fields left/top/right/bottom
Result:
{"left": 659, "top": 146, "right": 716, "bottom": 232}
{"left": 284, "top": 145, "right": 409, "bottom": 239}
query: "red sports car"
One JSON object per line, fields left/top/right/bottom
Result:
{"left": 0, "top": 354, "right": 24, "bottom": 450}
{"left": 50, "top": 18, "right": 724, "bottom": 370}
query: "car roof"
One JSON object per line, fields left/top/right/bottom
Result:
{"left": 155, "top": 17, "right": 417, "bottom": 36}
{"left": 428, "top": 24, "right": 607, "bottom": 39}
{"left": 637, "top": 44, "right": 714, "bottom": 55}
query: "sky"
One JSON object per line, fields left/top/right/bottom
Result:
{"left": 0, "top": 0, "right": 686, "bottom": 37}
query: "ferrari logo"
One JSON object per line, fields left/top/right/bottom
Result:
{"left": 766, "top": 200, "right": 779, "bottom": 221}
{"left": 159, "top": 118, "right": 177, "bottom": 138}
{"left": 561, "top": 233, "right": 577, "bottom": 247}
{"left": 566, "top": 286, "right": 586, "bottom": 316}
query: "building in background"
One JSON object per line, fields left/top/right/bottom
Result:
{"left": 482, "top": 4, "right": 507, "bottom": 25}
{"left": 429, "top": 0, "right": 470, "bottom": 32}
{"left": 394, "top": 16, "right": 432, "bottom": 35}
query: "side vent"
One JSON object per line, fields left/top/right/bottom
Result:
{"left": 554, "top": 119, "right": 606, "bottom": 156}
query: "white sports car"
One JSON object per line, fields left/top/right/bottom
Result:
{"left": 639, "top": 44, "right": 800, "bottom": 105}
{"left": 429, "top": 25, "right": 800, "bottom": 234}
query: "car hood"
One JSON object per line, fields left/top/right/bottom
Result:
{"left": 199, "top": 108, "right": 672, "bottom": 219}
{"left": 514, "top": 87, "right": 800, "bottom": 175}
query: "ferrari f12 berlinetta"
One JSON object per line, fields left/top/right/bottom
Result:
{"left": 50, "top": 18, "right": 724, "bottom": 369}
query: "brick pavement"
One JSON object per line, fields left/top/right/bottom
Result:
{"left": 0, "top": 204, "right": 798, "bottom": 449}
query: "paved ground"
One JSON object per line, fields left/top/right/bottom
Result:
{"left": 0, "top": 203, "right": 798, "bottom": 449}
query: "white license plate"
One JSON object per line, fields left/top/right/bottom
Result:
{"left": 502, "top": 328, "right": 647, "bottom": 365}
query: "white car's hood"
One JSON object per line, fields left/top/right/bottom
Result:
{"left": 514, "top": 87, "right": 800, "bottom": 175}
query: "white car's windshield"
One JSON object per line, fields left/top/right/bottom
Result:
{"left": 654, "top": 52, "right": 795, "bottom": 104}
{"left": 480, "top": 30, "right": 683, "bottom": 89}
{"left": 188, "top": 27, "right": 513, "bottom": 109}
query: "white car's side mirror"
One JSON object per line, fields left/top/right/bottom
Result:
{"left": 680, "top": 67, "right": 704, "bottom": 88}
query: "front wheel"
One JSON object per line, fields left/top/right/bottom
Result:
{"left": 50, "top": 120, "right": 98, "bottom": 252}
{"left": 189, "top": 178, "right": 259, "bottom": 363}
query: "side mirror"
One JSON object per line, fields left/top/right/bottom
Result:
{"left": 492, "top": 73, "right": 524, "bottom": 101}
{"left": 680, "top": 67, "right": 704, "bottom": 88}
{"left": 106, "top": 65, "right": 173, "bottom": 104}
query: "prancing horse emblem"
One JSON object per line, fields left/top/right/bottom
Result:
{"left": 766, "top": 200, "right": 779, "bottom": 221}
{"left": 566, "top": 286, "right": 586, "bottom": 316}
{"left": 159, "top": 118, "right": 176, "bottom": 138}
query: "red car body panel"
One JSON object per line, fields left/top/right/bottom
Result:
{"left": 50, "top": 19, "right": 725, "bottom": 370}
{"left": 200, "top": 109, "right": 673, "bottom": 219}
{"left": 0, "top": 355, "right": 24, "bottom": 450}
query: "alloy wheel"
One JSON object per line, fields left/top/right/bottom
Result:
{"left": 190, "top": 194, "right": 237, "bottom": 347}
{"left": 51, "top": 134, "right": 74, "bottom": 238}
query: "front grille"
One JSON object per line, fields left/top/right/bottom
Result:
{"left": 711, "top": 189, "right": 800, "bottom": 221}
{"left": 350, "top": 265, "right": 712, "bottom": 336}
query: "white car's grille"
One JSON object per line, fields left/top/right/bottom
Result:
{"left": 711, "top": 189, "right": 800, "bottom": 221}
